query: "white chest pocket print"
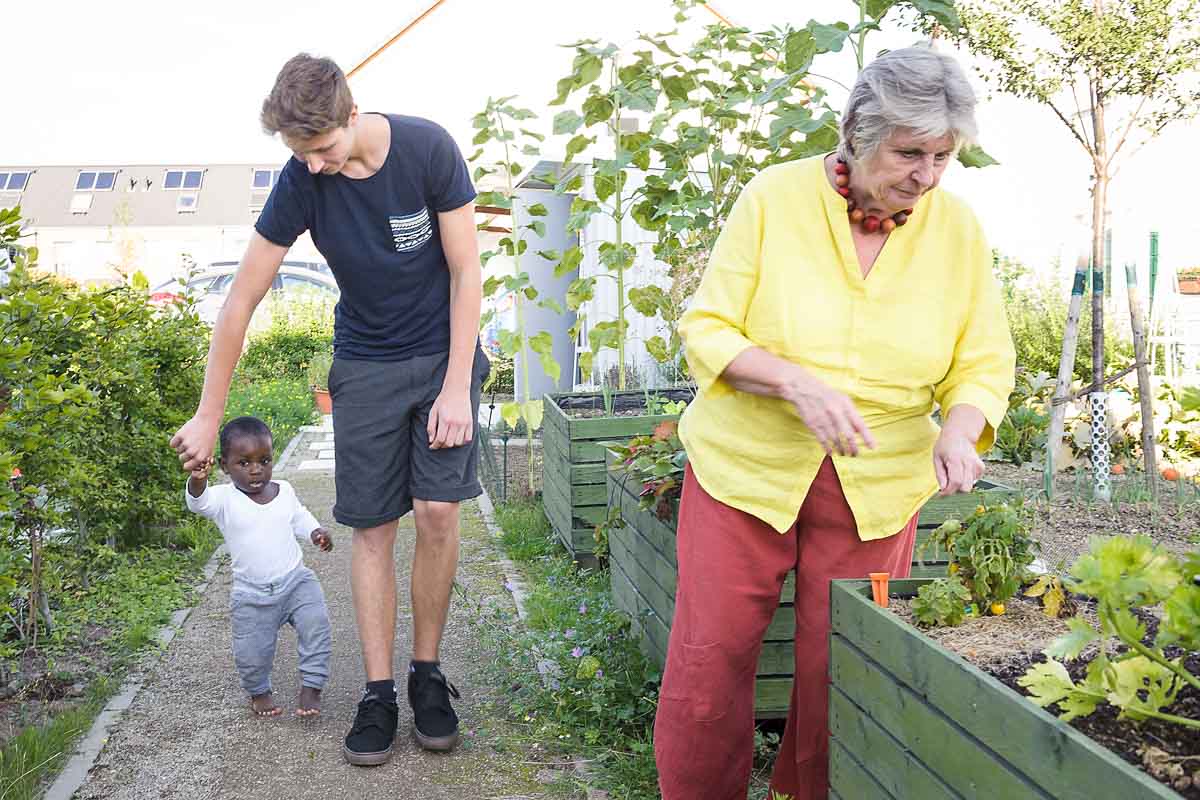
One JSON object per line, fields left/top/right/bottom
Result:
{"left": 389, "top": 207, "right": 433, "bottom": 253}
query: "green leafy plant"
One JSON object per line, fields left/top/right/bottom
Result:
{"left": 911, "top": 576, "right": 973, "bottom": 627}
{"left": 995, "top": 369, "right": 1053, "bottom": 464}
{"left": 467, "top": 498, "right": 661, "bottom": 796}
{"left": 1019, "top": 535, "right": 1200, "bottom": 730}
{"left": 1178, "top": 265, "right": 1200, "bottom": 280}
{"left": 920, "top": 502, "right": 1039, "bottom": 612}
{"left": 306, "top": 349, "right": 334, "bottom": 392}
{"left": 607, "top": 421, "right": 688, "bottom": 520}
{"left": 1023, "top": 572, "right": 1077, "bottom": 619}
{"left": 471, "top": 96, "right": 559, "bottom": 494}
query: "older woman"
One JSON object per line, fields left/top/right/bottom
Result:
{"left": 653, "top": 46, "right": 1016, "bottom": 799}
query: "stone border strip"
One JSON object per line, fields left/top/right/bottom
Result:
{"left": 475, "top": 487, "right": 529, "bottom": 621}
{"left": 43, "top": 543, "right": 229, "bottom": 800}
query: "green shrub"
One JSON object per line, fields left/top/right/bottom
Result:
{"left": 238, "top": 326, "right": 333, "bottom": 384}
{"left": 306, "top": 350, "right": 334, "bottom": 391}
{"left": 482, "top": 349, "right": 514, "bottom": 395}
{"left": 1, "top": 207, "right": 209, "bottom": 552}
{"left": 224, "top": 377, "right": 316, "bottom": 457}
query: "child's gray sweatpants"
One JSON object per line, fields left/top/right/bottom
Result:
{"left": 229, "top": 564, "right": 332, "bottom": 696}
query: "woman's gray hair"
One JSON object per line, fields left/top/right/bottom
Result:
{"left": 836, "top": 45, "right": 978, "bottom": 166}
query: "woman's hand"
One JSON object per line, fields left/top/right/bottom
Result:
{"left": 780, "top": 373, "right": 877, "bottom": 457}
{"left": 933, "top": 405, "right": 987, "bottom": 495}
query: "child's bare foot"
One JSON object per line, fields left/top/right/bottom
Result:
{"left": 296, "top": 686, "right": 321, "bottom": 717}
{"left": 250, "top": 692, "right": 282, "bottom": 717}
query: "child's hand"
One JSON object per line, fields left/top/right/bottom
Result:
{"left": 190, "top": 458, "right": 213, "bottom": 481}
{"left": 310, "top": 528, "right": 333, "bottom": 552}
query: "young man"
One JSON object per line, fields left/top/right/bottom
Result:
{"left": 170, "top": 53, "right": 486, "bottom": 764}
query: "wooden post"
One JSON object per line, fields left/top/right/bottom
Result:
{"left": 1046, "top": 248, "right": 1091, "bottom": 499}
{"left": 1125, "top": 262, "right": 1158, "bottom": 499}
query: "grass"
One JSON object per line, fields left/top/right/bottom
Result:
{"left": 468, "top": 497, "right": 662, "bottom": 799}
{"left": 0, "top": 678, "right": 113, "bottom": 800}
{"left": 484, "top": 497, "right": 784, "bottom": 798}
{"left": 0, "top": 517, "right": 221, "bottom": 798}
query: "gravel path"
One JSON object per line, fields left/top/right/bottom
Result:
{"left": 73, "top": 428, "right": 554, "bottom": 800}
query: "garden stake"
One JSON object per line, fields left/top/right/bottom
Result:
{"left": 1124, "top": 261, "right": 1158, "bottom": 499}
{"left": 869, "top": 572, "right": 890, "bottom": 608}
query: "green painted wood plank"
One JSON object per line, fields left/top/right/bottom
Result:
{"left": 758, "top": 642, "right": 793, "bottom": 675}
{"left": 917, "top": 482, "right": 1018, "bottom": 526}
{"left": 572, "top": 503, "right": 607, "bottom": 526}
{"left": 908, "top": 563, "right": 949, "bottom": 579}
{"left": 831, "top": 634, "right": 1051, "bottom": 799}
{"left": 571, "top": 482, "right": 607, "bottom": 506}
{"left": 830, "top": 580, "right": 1181, "bottom": 800}
{"left": 829, "top": 738, "right": 895, "bottom": 800}
{"left": 564, "top": 412, "right": 682, "bottom": 440}
{"left": 754, "top": 677, "right": 791, "bottom": 717}
{"left": 830, "top": 643, "right": 1045, "bottom": 800}
{"left": 829, "top": 688, "right": 960, "bottom": 800}
{"left": 611, "top": 556, "right": 670, "bottom": 667}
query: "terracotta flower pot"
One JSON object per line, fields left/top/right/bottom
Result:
{"left": 1178, "top": 276, "right": 1200, "bottom": 295}
{"left": 313, "top": 388, "right": 332, "bottom": 415}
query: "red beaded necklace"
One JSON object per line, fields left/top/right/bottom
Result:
{"left": 834, "top": 158, "right": 912, "bottom": 234}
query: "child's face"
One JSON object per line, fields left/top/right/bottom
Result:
{"left": 220, "top": 434, "right": 274, "bottom": 495}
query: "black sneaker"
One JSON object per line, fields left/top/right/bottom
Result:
{"left": 342, "top": 691, "right": 399, "bottom": 766}
{"left": 408, "top": 666, "right": 461, "bottom": 751}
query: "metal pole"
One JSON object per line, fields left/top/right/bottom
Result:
{"left": 1149, "top": 231, "right": 1160, "bottom": 323}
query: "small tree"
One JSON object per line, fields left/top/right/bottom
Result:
{"left": 955, "top": 0, "right": 1200, "bottom": 494}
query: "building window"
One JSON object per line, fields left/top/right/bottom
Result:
{"left": 75, "top": 170, "right": 117, "bottom": 191}
{"left": 176, "top": 193, "right": 199, "bottom": 213}
{"left": 164, "top": 169, "right": 204, "bottom": 190}
{"left": 251, "top": 169, "right": 282, "bottom": 189}
{"left": 0, "top": 171, "right": 30, "bottom": 191}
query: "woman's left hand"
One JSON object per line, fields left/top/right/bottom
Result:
{"left": 933, "top": 429, "right": 984, "bottom": 495}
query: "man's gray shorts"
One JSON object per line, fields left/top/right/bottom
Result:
{"left": 328, "top": 345, "right": 490, "bottom": 529}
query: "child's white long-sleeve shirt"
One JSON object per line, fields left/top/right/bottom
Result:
{"left": 185, "top": 480, "right": 321, "bottom": 586}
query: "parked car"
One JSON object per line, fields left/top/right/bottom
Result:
{"left": 150, "top": 262, "right": 339, "bottom": 325}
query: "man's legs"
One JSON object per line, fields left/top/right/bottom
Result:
{"left": 351, "top": 520, "right": 399, "bottom": 680}
{"left": 410, "top": 499, "right": 460, "bottom": 661}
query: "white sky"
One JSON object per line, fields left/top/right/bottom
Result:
{"left": 6, "top": 0, "right": 1199, "bottom": 290}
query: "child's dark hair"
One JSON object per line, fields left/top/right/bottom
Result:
{"left": 219, "top": 416, "right": 273, "bottom": 455}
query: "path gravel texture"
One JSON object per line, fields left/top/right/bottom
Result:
{"left": 72, "top": 427, "right": 557, "bottom": 800}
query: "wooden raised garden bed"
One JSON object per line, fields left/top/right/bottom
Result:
{"left": 541, "top": 388, "right": 690, "bottom": 562}
{"left": 827, "top": 578, "right": 1181, "bottom": 800}
{"left": 605, "top": 450, "right": 1017, "bottom": 719}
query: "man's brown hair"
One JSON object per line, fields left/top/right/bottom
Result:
{"left": 260, "top": 53, "right": 354, "bottom": 140}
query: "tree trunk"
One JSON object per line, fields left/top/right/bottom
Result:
{"left": 1125, "top": 262, "right": 1159, "bottom": 497}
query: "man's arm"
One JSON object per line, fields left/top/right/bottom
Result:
{"left": 428, "top": 202, "right": 482, "bottom": 450}
{"left": 171, "top": 233, "right": 288, "bottom": 470}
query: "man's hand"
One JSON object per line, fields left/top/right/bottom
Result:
{"left": 427, "top": 387, "right": 473, "bottom": 450}
{"left": 171, "top": 414, "right": 221, "bottom": 473}
{"left": 310, "top": 528, "right": 334, "bottom": 552}
{"left": 933, "top": 406, "right": 987, "bottom": 496}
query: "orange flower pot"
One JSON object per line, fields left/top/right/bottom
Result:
{"left": 313, "top": 388, "right": 332, "bottom": 415}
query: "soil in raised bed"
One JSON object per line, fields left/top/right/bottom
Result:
{"left": 891, "top": 595, "right": 1200, "bottom": 797}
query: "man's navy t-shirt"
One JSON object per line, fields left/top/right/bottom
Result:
{"left": 255, "top": 114, "right": 475, "bottom": 361}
